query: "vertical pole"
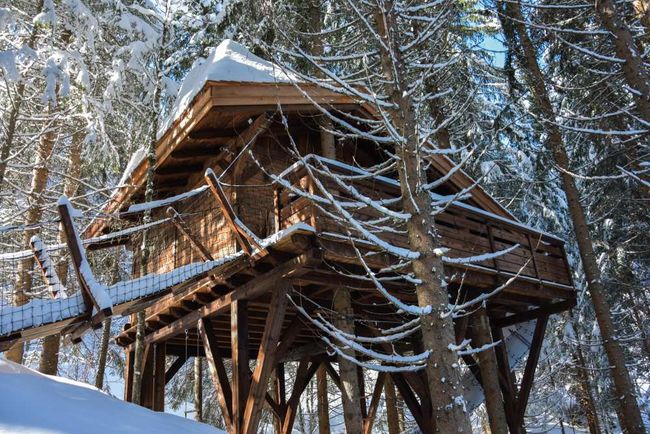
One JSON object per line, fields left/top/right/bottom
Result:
{"left": 317, "top": 365, "right": 331, "bottom": 434}
{"left": 124, "top": 348, "right": 135, "bottom": 402}
{"left": 153, "top": 342, "right": 166, "bottom": 412}
{"left": 231, "top": 300, "right": 250, "bottom": 433}
{"left": 472, "top": 308, "right": 509, "bottom": 434}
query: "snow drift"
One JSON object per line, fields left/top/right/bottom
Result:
{"left": 0, "top": 359, "right": 224, "bottom": 434}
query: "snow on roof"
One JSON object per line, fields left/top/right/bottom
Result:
{"left": 0, "top": 359, "right": 224, "bottom": 434}
{"left": 158, "top": 39, "right": 297, "bottom": 139}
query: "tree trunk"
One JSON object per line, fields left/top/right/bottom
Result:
{"left": 472, "top": 309, "right": 509, "bottom": 434}
{"left": 38, "top": 126, "right": 85, "bottom": 374}
{"left": 333, "top": 288, "right": 363, "bottom": 434}
{"left": 194, "top": 356, "right": 203, "bottom": 422}
{"left": 94, "top": 317, "right": 112, "bottom": 390}
{"left": 571, "top": 334, "right": 602, "bottom": 434}
{"left": 316, "top": 365, "right": 331, "bottom": 434}
{"left": 595, "top": 0, "right": 650, "bottom": 122}
{"left": 374, "top": 4, "right": 473, "bottom": 432}
{"left": 132, "top": 2, "right": 171, "bottom": 404}
{"left": 5, "top": 99, "right": 59, "bottom": 364}
{"left": 384, "top": 376, "right": 401, "bottom": 434}
{"left": 498, "top": 3, "right": 645, "bottom": 432}
{"left": 0, "top": 0, "right": 43, "bottom": 192}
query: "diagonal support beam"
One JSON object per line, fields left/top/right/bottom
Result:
{"left": 362, "top": 372, "right": 386, "bottom": 434}
{"left": 198, "top": 318, "right": 233, "bottom": 430}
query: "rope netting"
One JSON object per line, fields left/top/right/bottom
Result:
{"left": 0, "top": 186, "right": 240, "bottom": 339}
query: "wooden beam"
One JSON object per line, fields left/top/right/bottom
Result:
{"left": 198, "top": 318, "right": 233, "bottom": 429}
{"left": 153, "top": 343, "right": 166, "bottom": 412}
{"left": 514, "top": 316, "right": 549, "bottom": 428}
{"left": 242, "top": 281, "right": 290, "bottom": 434}
{"left": 58, "top": 199, "right": 112, "bottom": 325}
{"left": 362, "top": 372, "right": 386, "bottom": 434}
{"left": 30, "top": 236, "right": 64, "bottom": 298}
{"left": 493, "top": 299, "right": 575, "bottom": 328}
{"left": 205, "top": 169, "right": 260, "bottom": 255}
{"left": 164, "top": 355, "right": 187, "bottom": 384}
{"left": 188, "top": 128, "right": 239, "bottom": 140}
{"left": 156, "top": 163, "right": 204, "bottom": 176}
{"left": 389, "top": 372, "right": 430, "bottom": 433}
{"left": 141, "top": 252, "right": 317, "bottom": 346}
{"left": 281, "top": 358, "right": 320, "bottom": 434}
{"left": 124, "top": 349, "right": 134, "bottom": 402}
{"left": 231, "top": 299, "right": 250, "bottom": 433}
{"left": 167, "top": 207, "right": 214, "bottom": 261}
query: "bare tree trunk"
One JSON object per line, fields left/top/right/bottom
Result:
{"left": 333, "top": 288, "right": 363, "bottom": 434}
{"left": 94, "top": 318, "right": 112, "bottom": 389}
{"left": 472, "top": 309, "right": 509, "bottom": 434}
{"left": 571, "top": 337, "right": 602, "bottom": 434}
{"left": 595, "top": 0, "right": 650, "bottom": 122}
{"left": 194, "top": 356, "right": 203, "bottom": 422}
{"left": 0, "top": 0, "right": 43, "bottom": 192}
{"left": 5, "top": 100, "right": 59, "bottom": 364}
{"left": 384, "top": 376, "right": 401, "bottom": 434}
{"left": 374, "top": 4, "right": 473, "bottom": 432}
{"left": 498, "top": 3, "right": 645, "bottom": 432}
{"left": 132, "top": 1, "right": 171, "bottom": 404}
{"left": 316, "top": 365, "right": 331, "bottom": 434}
{"left": 39, "top": 126, "right": 85, "bottom": 375}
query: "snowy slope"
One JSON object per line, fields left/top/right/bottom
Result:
{"left": 0, "top": 359, "right": 224, "bottom": 434}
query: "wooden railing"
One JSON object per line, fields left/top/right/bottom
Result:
{"left": 274, "top": 161, "right": 572, "bottom": 288}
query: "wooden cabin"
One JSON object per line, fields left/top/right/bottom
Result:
{"left": 89, "top": 41, "right": 576, "bottom": 434}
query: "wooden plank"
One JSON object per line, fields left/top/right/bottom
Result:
{"left": 493, "top": 299, "right": 575, "bottom": 328}
{"left": 362, "top": 372, "right": 386, "bottom": 434}
{"left": 231, "top": 299, "right": 250, "bottom": 433}
{"left": 198, "top": 318, "right": 233, "bottom": 429}
{"left": 141, "top": 252, "right": 317, "bottom": 346}
{"left": 242, "top": 281, "right": 290, "bottom": 434}
{"left": 164, "top": 355, "right": 187, "bottom": 384}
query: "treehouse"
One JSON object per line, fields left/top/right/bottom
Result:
{"left": 85, "top": 40, "right": 576, "bottom": 433}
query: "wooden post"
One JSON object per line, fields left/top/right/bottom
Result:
{"left": 281, "top": 358, "right": 320, "bottom": 434}
{"left": 384, "top": 375, "right": 401, "bottom": 434}
{"left": 30, "top": 235, "right": 65, "bottom": 298}
{"left": 124, "top": 348, "right": 135, "bottom": 402}
{"left": 317, "top": 365, "right": 331, "bottom": 434}
{"left": 58, "top": 198, "right": 112, "bottom": 324}
{"left": 472, "top": 308, "right": 509, "bottom": 434}
{"left": 362, "top": 372, "right": 386, "bottom": 434}
{"left": 153, "top": 342, "right": 166, "bottom": 412}
{"left": 231, "top": 299, "right": 250, "bottom": 433}
{"left": 242, "top": 281, "right": 290, "bottom": 434}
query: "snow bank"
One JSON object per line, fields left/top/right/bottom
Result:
{"left": 159, "top": 39, "right": 298, "bottom": 139}
{"left": 0, "top": 359, "right": 224, "bottom": 434}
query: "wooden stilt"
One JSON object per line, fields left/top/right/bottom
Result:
{"left": 124, "top": 349, "right": 134, "bottom": 402}
{"left": 317, "top": 365, "right": 331, "bottom": 434}
{"left": 242, "top": 281, "right": 289, "bottom": 434}
{"left": 153, "top": 342, "right": 166, "bottom": 412}
{"left": 362, "top": 372, "right": 386, "bottom": 434}
{"left": 281, "top": 358, "right": 320, "bottom": 434}
{"left": 165, "top": 355, "right": 187, "bottom": 384}
{"left": 231, "top": 300, "right": 250, "bottom": 433}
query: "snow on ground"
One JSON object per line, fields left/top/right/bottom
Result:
{"left": 0, "top": 359, "right": 224, "bottom": 434}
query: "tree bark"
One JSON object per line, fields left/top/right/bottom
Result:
{"left": 498, "top": 3, "right": 645, "bottom": 432}
{"left": 472, "top": 309, "right": 509, "bottom": 434}
{"left": 94, "top": 317, "right": 112, "bottom": 390}
{"left": 571, "top": 334, "right": 603, "bottom": 434}
{"left": 38, "top": 126, "right": 85, "bottom": 374}
{"left": 333, "top": 288, "right": 363, "bottom": 434}
{"left": 595, "top": 0, "right": 650, "bottom": 122}
{"left": 374, "top": 4, "right": 473, "bottom": 432}
{"left": 194, "top": 356, "right": 203, "bottom": 422}
{"left": 0, "top": 0, "right": 43, "bottom": 192}
{"left": 5, "top": 97, "right": 59, "bottom": 364}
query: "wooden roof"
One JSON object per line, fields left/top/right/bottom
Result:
{"left": 89, "top": 80, "right": 517, "bottom": 236}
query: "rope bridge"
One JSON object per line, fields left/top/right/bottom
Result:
{"left": 0, "top": 171, "right": 267, "bottom": 351}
